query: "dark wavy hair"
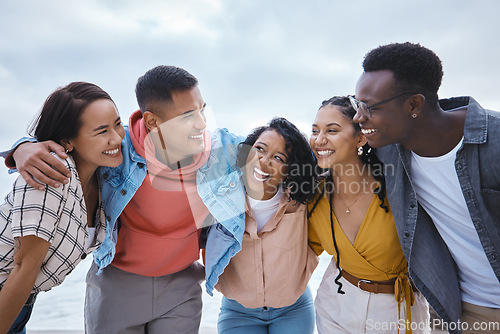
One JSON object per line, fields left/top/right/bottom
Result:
{"left": 363, "top": 42, "right": 443, "bottom": 105}
{"left": 308, "top": 96, "right": 389, "bottom": 294}
{"left": 237, "top": 117, "right": 317, "bottom": 204}
{"left": 29, "top": 82, "right": 114, "bottom": 144}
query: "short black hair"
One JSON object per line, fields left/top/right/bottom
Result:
{"left": 363, "top": 42, "right": 443, "bottom": 105}
{"left": 135, "top": 65, "right": 198, "bottom": 114}
{"left": 29, "top": 82, "right": 113, "bottom": 144}
{"left": 237, "top": 117, "right": 317, "bottom": 204}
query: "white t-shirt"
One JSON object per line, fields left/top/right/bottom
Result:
{"left": 246, "top": 187, "right": 283, "bottom": 232}
{"left": 410, "top": 138, "right": 500, "bottom": 307}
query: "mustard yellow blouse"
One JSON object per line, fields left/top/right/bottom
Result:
{"left": 308, "top": 191, "right": 415, "bottom": 333}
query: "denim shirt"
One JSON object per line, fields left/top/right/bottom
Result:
{"left": 90, "top": 126, "right": 246, "bottom": 294}
{"left": 377, "top": 97, "right": 500, "bottom": 333}
{"left": 197, "top": 130, "right": 246, "bottom": 295}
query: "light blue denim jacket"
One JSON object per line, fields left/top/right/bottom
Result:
{"left": 377, "top": 97, "right": 500, "bottom": 334}
{"left": 4, "top": 127, "right": 246, "bottom": 293}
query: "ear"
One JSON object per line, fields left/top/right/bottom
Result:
{"left": 143, "top": 111, "right": 160, "bottom": 131}
{"left": 408, "top": 94, "right": 426, "bottom": 117}
{"left": 60, "top": 140, "right": 73, "bottom": 153}
{"left": 357, "top": 132, "right": 368, "bottom": 148}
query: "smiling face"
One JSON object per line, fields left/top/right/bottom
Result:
{"left": 310, "top": 105, "right": 366, "bottom": 169}
{"left": 66, "top": 98, "right": 125, "bottom": 174}
{"left": 148, "top": 86, "right": 207, "bottom": 165}
{"left": 244, "top": 129, "right": 289, "bottom": 200}
{"left": 353, "top": 70, "right": 415, "bottom": 148}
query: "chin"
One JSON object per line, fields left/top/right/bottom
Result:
{"left": 191, "top": 143, "right": 205, "bottom": 155}
{"left": 366, "top": 140, "right": 385, "bottom": 149}
{"left": 107, "top": 156, "right": 124, "bottom": 168}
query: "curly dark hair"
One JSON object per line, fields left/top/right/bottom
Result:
{"left": 363, "top": 42, "right": 443, "bottom": 105}
{"left": 237, "top": 117, "right": 317, "bottom": 204}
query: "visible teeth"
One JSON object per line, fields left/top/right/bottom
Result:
{"left": 103, "top": 148, "right": 119, "bottom": 155}
{"left": 317, "top": 150, "right": 334, "bottom": 156}
{"left": 254, "top": 167, "right": 269, "bottom": 177}
{"left": 361, "top": 128, "right": 376, "bottom": 134}
{"left": 189, "top": 134, "right": 204, "bottom": 139}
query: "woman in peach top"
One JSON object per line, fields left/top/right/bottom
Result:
{"left": 215, "top": 117, "right": 319, "bottom": 334}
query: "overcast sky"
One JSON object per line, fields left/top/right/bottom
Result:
{"left": 1, "top": 0, "right": 499, "bottom": 187}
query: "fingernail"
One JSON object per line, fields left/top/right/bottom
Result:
{"left": 54, "top": 183, "right": 60, "bottom": 188}
{"left": 63, "top": 179, "right": 69, "bottom": 184}
{"left": 39, "top": 186, "right": 45, "bottom": 191}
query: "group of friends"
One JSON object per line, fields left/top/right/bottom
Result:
{"left": 0, "top": 42, "right": 498, "bottom": 334}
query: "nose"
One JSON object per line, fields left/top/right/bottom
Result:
{"left": 353, "top": 110, "right": 367, "bottom": 124}
{"left": 110, "top": 128, "right": 124, "bottom": 145}
{"left": 194, "top": 110, "right": 207, "bottom": 130}
{"left": 258, "top": 152, "right": 271, "bottom": 165}
{"left": 314, "top": 132, "right": 327, "bottom": 146}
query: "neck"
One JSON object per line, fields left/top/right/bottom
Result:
{"left": 402, "top": 106, "right": 466, "bottom": 157}
{"left": 72, "top": 157, "right": 98, "bottom": 196}
{"left": 329, "top": 159, "right": 377, "bottom": 197}
{"left": 170, "top": 156, "right": 194, "bottom": 170}
{"left": 247, "top": 187, "right": 280, "bottom": 201}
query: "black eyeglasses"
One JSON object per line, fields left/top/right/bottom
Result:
{"left": 348, "top": 92, "right": 418, "bottom": 118}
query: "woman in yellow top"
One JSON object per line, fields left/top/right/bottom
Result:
{"left": 308, "top": 96, "right": 430, "bottom": 334}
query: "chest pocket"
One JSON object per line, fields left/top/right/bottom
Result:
{"left": 269, "top": 211, "right": 306, "bottom": 250}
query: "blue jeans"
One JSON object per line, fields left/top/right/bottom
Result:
{"left": 8, "top": 302, "right": 35, "bottom": 334}
{"left": 217, "top": 287, "right": 315, "bottom": 334}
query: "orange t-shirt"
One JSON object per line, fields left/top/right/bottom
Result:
{"left": 111, "top": 111, "right": 210, "bottom": 276}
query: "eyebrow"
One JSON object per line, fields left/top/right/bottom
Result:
{"left": 311, "top": 122, "right": 341, "bottom": 127}
{"left": 256, "top": 141, "right": 288, "bottom": 160}
{"left": 92, "top": 116, "right": 121, "bottom": 132}
{"left": 181, "top": 103, "right": 207, "bottom": 116}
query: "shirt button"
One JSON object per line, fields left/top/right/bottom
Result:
{"left": 229, "top": 181, "right": 235, "bottom": 188}
{"left": 81, "top": 253, "right": 87, "bottom": 260}
{"left": 410, "top": 203, "right": 416, "bottom": 209}
{"left": 103, "top": 173, "right": 109, "bottom": 180}
{"left": 405, "top": 232, "right": 410, "bottom": 238}
{"left": 120, "top": 189, "right": 127, "bottom": 195}
{"left": 137, "top": 162, "right": 144, "bottom": 169}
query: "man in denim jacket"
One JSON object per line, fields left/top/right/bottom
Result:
{"left": 7, "top": 66, "right": 246, "bottom": 333}
{"left": 350, "top": 42, "right": 500, "bottom": 334}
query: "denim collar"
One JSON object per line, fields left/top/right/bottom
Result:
{"left": 438, "top": 96, "right": 487, "bottom": 145}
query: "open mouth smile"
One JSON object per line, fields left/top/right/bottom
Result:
{"left": 361, "top": 128, "right": 377, "bottom": 135}
{"left": 252, "top": 166, "right": 270, "bottom": 182}
{"left": 103, "top": 148, "right": 120, "bottom": 155}
{"left": 188, "top": 133, "right": 204, "bottom": 140}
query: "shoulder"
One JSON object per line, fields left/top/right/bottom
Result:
{"left": 307, "top": 191, "right": 329, "bottom": 218}
{"left": 209, "top": 128, "right": 245, "bottom": 146}
{"left": 19, "top": 153, "right": 78, "bottom": 192}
